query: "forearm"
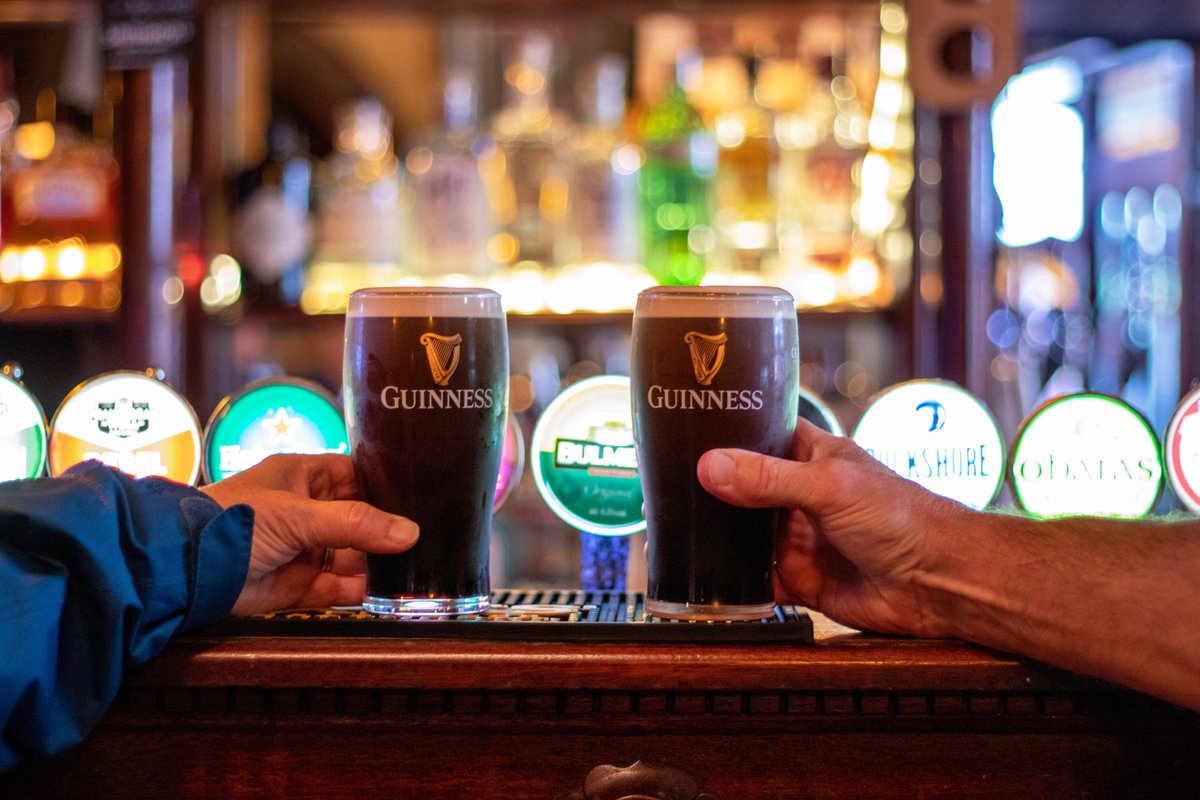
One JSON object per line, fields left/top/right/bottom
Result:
{"left": 919, "top": 511, "right": 1200, "bottom": 710}
{"left": 0, "top": 463, "right": 252, "bottom": 771}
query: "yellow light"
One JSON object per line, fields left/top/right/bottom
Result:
{"left": 435, "top": 273, "right": 473, "bottom": 288}
{"left": 847, "top": 256, "right": 881, "bottom": 296}
{"left": 58, "top": 281, "right": 85, "bottom": 307}
{"left": 96, "top": 244, "right": 122, "bottom": 274}
{"left": 487, "top": 233, "right": 520, "bottom": 265}
{"left": 504, "top": 268, "right": 547, "bottom": 314}
{"left": 405, "top": 146, "right": 434, "bottom": 176}
{"left": 0, "top": 248, "right": 21, "bottom": 282}
{"left": 56, "top": 245, "right": 86, "bottom": 279}
{"left": 880, "top": 43, "right": 907, "bottom": 78}
{"left": 539, "top": 176, "right": 569, "bottom": 221}
{"left": 14, "top": 122, "right": 55, "bottom": 161}
{"left": 714, "top": 115, "right": 746, "bottom": 148}
{"left": 880, "top": 2, "right": 908, "bottom": 34}
{"left": 20, "top": 248, "right": 47, "bottom": 280}
{"left": 23, "top": 282, "right": 47, "bottom": 307}
{"left": 300, "top": 287, "right": 323, "bottom": 315}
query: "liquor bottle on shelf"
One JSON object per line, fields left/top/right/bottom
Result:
{"left": 484, "top": 31, "right": 571, "bottom": 271}
{"left": 562, "top": 53, "right": 640, "bottom": 270}
{"left": 405, "top": 67, "right": 496, "bottom": 279}
{"left": 773, "top": 44, "right": 866, "bottom": 274}
{"left": 636, "top": 50, "right": 716, "bottom": 286}
{"left": 705, "top": 54, "right": 777, "bottom": 274}
{"left": 231, "top": 115, "right": 313, "bottom": 306}
{"left": 0, "top": 89, "right": 121, "bottom": 316}
{"left": 304, "top": 97, "right": 408, "bottom": 314}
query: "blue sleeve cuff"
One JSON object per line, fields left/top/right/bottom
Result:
{"left": 179, "top": 497, "right": 254, "bottom": 631}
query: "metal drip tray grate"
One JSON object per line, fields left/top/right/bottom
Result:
{"left": 204, "top": 590, "right": 813, "bottom": 643}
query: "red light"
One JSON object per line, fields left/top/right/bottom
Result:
{"left": 178, "top": 252, "right": 205, "bottom": 289}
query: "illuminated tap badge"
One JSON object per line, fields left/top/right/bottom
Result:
{"left": 49, "top": 370, "right": 202, "bottom": 485}
{"left": 494, "top": 415, "right": 525, "bottom": 511}
{"left": 1010, "top": 393, "right": 1163, "bottom": 518}
{"left": 0, "top": 369, "right": 48, "bottom": 481}
{"left": 799, "top": 385, "right": 844, "bottom": 436}
{"left": 203, "top": 377, "right": 349, "bottom": 483}
{"left": 852, "top": 380, "right": 1004, "bottom": 510}
{"left": 1164, "top": 386, "right": 1200, "bottom": 513}
{"left": 531, "top": 375, "right": 646, "bottom": 536}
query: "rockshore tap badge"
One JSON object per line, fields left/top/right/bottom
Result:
{"left": 48, "top": 369, "right": 202, "bottom": 485}
{"left": 852, "top": 379, "right": 1005, "bottom": 510}
{"left": 202, "top": 377, "right": 349, "bottom": 483}
{"left": 531, "top": 375, "right": 646, "bottom": 537}
{"left": 1009, "top": 392, "right": 1163, "bottom": 519}
{"left": 0, "top": 364, "right": 48, "bottom": 481}
{"left": 1164, "top": 384, "right": 1200, "bottom": 513}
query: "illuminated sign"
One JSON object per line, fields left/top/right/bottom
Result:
{"left": 1165, "top": 385, "right": 1200, "bottom": 513}
{"left": 203, "top": 377, "right": 349, "bottom": 483}
{"left": 49, "top": 370, "right": 202, "bottom": 485}
{"left": 1010, "top": 393, "right": 1162, "bottom": 518}
{"left": 852, "top": 380, "right": 1005, "bottom": 510}
{"left": 531, "top": 375, "right": 646, "bottom": 536}
{"left": 0, "top": 366, "right": 48, "bottom": 481}
{"left": 494, "top": 415, "right": 525, "bottom": 511}
{"left": 799, "top": 385, "right": 844, "bottom": 436}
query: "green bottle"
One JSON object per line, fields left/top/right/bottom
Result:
{"left": 637, "top": 53, "right": 715, "bottom": 286}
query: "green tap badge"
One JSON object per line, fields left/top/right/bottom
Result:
{"left": 0, "top": 364, "right": 48, "bottom": 481}
{"left": 203, "top": 377, "right": 349, "bottom": 483}
{"left": 531, "top": 375, "right": 646, "bottom": 537}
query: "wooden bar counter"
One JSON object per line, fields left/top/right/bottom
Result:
{"left": 5, "top": 607, "right": 1199, "bottom": 798}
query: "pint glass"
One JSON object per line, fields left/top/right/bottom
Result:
{"left": 343, "top": 287, "right": 508, "bottom": 616}
{"left": 631, "top": 286, "right": 799, "bottom": 620}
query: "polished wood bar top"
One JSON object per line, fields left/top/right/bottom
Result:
{"left": 7, "top": 611, "right": 1199, "bottom": 799}
{"left": 132, "top": 612, "right": 1096, "bottom": 695}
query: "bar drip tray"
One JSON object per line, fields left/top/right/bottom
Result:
{"left": 204, "top": 589, "right": 813, "bottom": 644}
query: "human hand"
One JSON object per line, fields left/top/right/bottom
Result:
{"left": 200, "top": 454, "right": 418, "bottom": 615}
{"left": 696, "top": 419, "right": 971, "bottom": 637}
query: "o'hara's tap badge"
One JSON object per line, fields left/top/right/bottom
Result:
{"left": 48, "top": 370, "right": 202, "bottom": 485}
{"left": 644, "top": 330, "right": 764, "bottom": 411}
{"left": 203, "top": 377, "right": 349, "bottom": 483}
{"left": 531, "top": 375, "right": 646, "bottom": 537}
{"left": 1009, "top": 392, "right": 1163, "bottom": 519}
{"left": 378, "top": 331, "right": 494, "bottom": 410}
{"left": 1165, "top": 386, "right": 1200, "bottom": 513}
{"left": 852, "top": 380, "right": 1005, "bottom": 510}
{"left": 0, "top": 370, "right": 48, "bottom": 481}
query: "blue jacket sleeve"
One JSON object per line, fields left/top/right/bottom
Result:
{"left": 0, "top": 461, "right": 254, "bottom": 772}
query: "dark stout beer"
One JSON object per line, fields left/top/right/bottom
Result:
{"left": 343, "top": 288, "right": 508, "bottom": 615}
{"left": 632, "top": 286, "right": 798, "bottom": 619}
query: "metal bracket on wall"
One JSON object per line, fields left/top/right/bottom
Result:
{"left": 906, "top": 0, "right": 1020, "bottom": 111}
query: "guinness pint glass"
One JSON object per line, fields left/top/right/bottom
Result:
{"left": 632, "top": 286, "right": 799, "bottom": 620}
{"left": 344, "top": 287, "right": 508, "bottom": 616}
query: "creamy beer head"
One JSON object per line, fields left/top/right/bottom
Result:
{"left": 347, "top": 286, "right": 504, "bottom": 320}
{"left": 635, "top": 285, "right": 797, "bottom": 320}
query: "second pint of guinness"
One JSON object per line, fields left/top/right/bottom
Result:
{"left": 632, "top": 286, "right": 799, "bottom": 620}
{"left": 343, "top": 287, "right": 508, "bottom": 615}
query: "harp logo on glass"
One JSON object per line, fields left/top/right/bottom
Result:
{"left": 378, "top": 331, "right": 493, "bottom": 411}
{"left": 420, "top": 332, "right": 461, "bottom": 386}
{"left": 685, "top": 330, "right": 726, "bottom": 386}
{"left": 644, "top": 330, "right": 764, "bottom": 412}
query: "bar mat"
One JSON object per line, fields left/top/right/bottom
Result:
{"left": 201, "top": 589, "right": 813, "bottom": 644}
